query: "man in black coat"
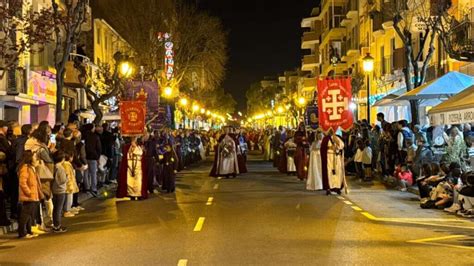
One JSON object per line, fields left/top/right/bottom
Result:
{"left": 84, "top": 124, "right": 101, "bottom": 196}
{"left": 0, "top": 120, "right": 12, "bottom": 225}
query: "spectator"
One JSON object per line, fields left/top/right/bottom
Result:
{"left": 353, "top": 139, "right": 364, "bottom": 180}
{"left": 68, "top": 110, "right": 81, "bottom": 124}
{"left": 52, "top": 150, "right": 68, "bottom": 233}
{"left": 376, "top": 112, "right": 389, "bottom": 131}
{"left": 17, "top": 150, "right": 42, "bottom": 239}
{"left": 72, "top": 130, "right": 86, "bottom": 211}
{"left": 397, "top": 120, "right": 414, "bottom": 163}
{"left": 397, "top": 164, "right": 413, "bottom": 192}
{"left": 63, "top": 152, "right": 79, "bottom": 218}
{"left": 0, "top": 120, "right": 12, "bottom": 225}
{"left": 443, "top": 126, "right": 466, "bottom": 166}
{"left": 413, "top": 137, "right": 434, "bottom": 177}
{"left": 362, "top": 139, "right": 372, "bottom": 182}
{"left": 84, "top": 124, "right": 101, "bottom": 197}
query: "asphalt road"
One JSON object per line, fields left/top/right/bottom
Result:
{"left": 1, "top": 154, "right": 474, "bottom": 265}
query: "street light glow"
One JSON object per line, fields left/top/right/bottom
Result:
{"left": 363, "top": 53, "right": 374, "bottom": 73}
{"left": 277, "top": 106, "right": 284, "bottom": 113}
{"left": 120, "top": 62, "right": 133, "bottom": 77}
{"left": 164, "top": 86, "right": 173, "bottom": 97}
{"left": 192, "top": 104, "right": 200, "bottom": 112}
{"left": 179, "top": 98, "right": 188, "bottom": 106}
{"left": 349, "top": 102, "right": 357, "bottom": 110}
{"left": 297, "top": 97, "right": 306, "bottom": 106}
{"left": 200, "top": 108, "right": 206, "bottom": 114}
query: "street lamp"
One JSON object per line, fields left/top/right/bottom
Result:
{"left": 297, "top": 97, "right": 306, "bottom": 107}
{"left": 363, "top": 53, "right": 374, "bottom": 124}
{"left": 163, "top": 86, "right": 173, "bottom": 97}
{"left": 179, "top": 98, "right": 188, "bottom": 107}
{"left": 119, "top": 61, "right": 133, "bottom": 77}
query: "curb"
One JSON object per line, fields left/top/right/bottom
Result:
{"left": 0, "top": 184, "right": 117, "bottom": 236}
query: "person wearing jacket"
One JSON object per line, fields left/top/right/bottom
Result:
{"left": 52, "top": 150, "right": 68, "bottom": 233}
{"left": 18, "top": 150, "right": 43, "bottom": 239}
{"left": 72, "top": 130, "right": 86, "bottom": 210}
{"left": 84, "top": 124, "right": 101, "bottom": 196}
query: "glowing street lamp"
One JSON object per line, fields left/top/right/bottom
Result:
{"left": 192, "top": 104, "right": 200, "bottom": 112}
{"left": 163, "top": 86, "right": 173, "bottom": 97}
{"left": 119, "top": 61, "right": 133, "bottom": 77}
{"left": 179, "top": 98, "right": 188, "bottom": 107}
{"left": 277, "top": 106, "right": 284, "bottom": 113}
{"left": 297, "top": 97, "right": 306, "bottom": 107}
{"left": 363, "top": 53, "right": 374, "bottom": 123}
{"left": 200, "top": 108, "right": 206, "bottom": 114}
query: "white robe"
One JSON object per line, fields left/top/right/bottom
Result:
{"left": 307, "top": 140, "right": 323, "bottom": 190}
{"left": 127, "top": 146, "right": 143, "bottom": 197}
{"left": 325, "top": 136, "right": 345, "bottom": 190}
{"left": 285, "top": 140, "right": 297, "bottom": 173}
{"left": 217, "top": 136, "right": 239, "bottom": 176}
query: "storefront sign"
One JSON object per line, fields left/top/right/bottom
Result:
{"left": 120, "top": 101, "right": 146, "bottom": 136}
{"left": 317, "top": 78, "right": 354, "bottom": 132}
{"left": 28, "top": 71, "right": 56, "bottom": 104}
{"left": 429, "top": 107, "right": 474, "bottom": 126}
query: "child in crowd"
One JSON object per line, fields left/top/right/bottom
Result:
{"left": 397, "top": 164, "right": 413, "bottom": 192}
{"left": 362, "top": 140, "right": 372, "bottom": 182}
{"left": 52, "top": 150, "right": 68, "bottom": 233}
{"left": 63, "top": 152, "right": 80, "bottom": 218}
{"left": 285, "top": 137, "right": 297, "bottom": 175}
{"left": 18, "top": 151, "right": 42, "bottom": 239}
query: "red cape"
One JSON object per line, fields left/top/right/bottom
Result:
{"left": 117, "top": 144, "right": 148, "bottom": 199}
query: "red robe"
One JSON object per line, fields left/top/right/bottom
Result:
{"left": 294, "top": 131, "right": 309, "bottom": 180}
{"left": 117, "top": 144, "right": 148, "bottom": 199}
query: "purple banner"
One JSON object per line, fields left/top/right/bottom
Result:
{"left": 124, "top": 81, "right": 164, "bottom": 129}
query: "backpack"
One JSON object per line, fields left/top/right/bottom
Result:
{"left": 401, "top": 129, "right": 414, "bottom": 149}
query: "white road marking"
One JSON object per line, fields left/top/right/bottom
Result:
{"left": 177, "top": 259, "right": 188, "bottom": 266}
{"left": 296, "top": 203, "right": 301, "bottom": 209}
{"left": 206, "top": 197, "right": 214, "bottom": 206}
{"left": 351, "top": 206, "right": 363, "bottom": 211}
{"left": 343, "top": 200, "right": 353, "bottom": 205}
{"left": 217, "top": 177, "right": 222, "bottom": 180}
{"left": 194, "top": 217, "right": 206, "bottom": 232}
{"left": 337, "top": 196, "right": 345, "bottom": 200}
{"left": 213, "top": 184, "right": 219, "bottom": 189}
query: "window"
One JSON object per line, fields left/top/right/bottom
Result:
{"left": 381, "top": 46, "right": 386, "bottom": 75}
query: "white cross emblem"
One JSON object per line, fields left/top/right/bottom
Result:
{"left": 322, "top": 89, "right": 348, "bottom": 121}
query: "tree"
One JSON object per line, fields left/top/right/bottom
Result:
{"left": 76, "top": 52, "right": 127, "bottom": 125}
{"left": 195, "top": 87, "right": 236, "bottom": 115}
{"left": 51, "top": 0, "right": 88, "bottom": 123}
{"left": 0, "top": 0, "right": 54, "bottom": 80}
{"left": 246, "top": 81, "right": 282, "bottom": 115}
{"left": 95, "top": 0, "right": 227, "bottom": 95}
{"left": 382, "top": 0, "right": 440, "bottom": 123}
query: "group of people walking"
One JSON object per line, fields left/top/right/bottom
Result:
{"left": 267, "top": 124, "right": 346, "bottom": 195}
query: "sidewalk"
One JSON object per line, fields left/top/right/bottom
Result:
{"left": 344, "top": 176, "right": 474, "bottom": 229}
{"left": 0, "top": 183, "right": 117, "bottom": 236}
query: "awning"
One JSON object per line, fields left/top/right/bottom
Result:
{"left": 373, "top": 94, "right": 410, "bottom": 107}
{"left": 396, "top": 71, "right": 474, "bottom": 101}
{"left": 428, "top": 85, "right": 474, "bottom": 125}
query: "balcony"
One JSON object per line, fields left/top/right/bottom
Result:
{"left": 5, "top": 69, "right": 28, "bottom": 95}
{"left": 302, "top": 77, "right": 317, "bottom": 92}
{"left": 302, "top": 54, "right": 320, "bottom": 71}
{"left": 64, "top": 54, "right": 99, "bottom": 88}
{"left": 301, "top": 30, "right": 321, "bottom": 49}
{"left": 345, "top": 0, "right": 358, "bottom": 19}
{"left": 320, "top": 15, "right": 346, "bottom": 47}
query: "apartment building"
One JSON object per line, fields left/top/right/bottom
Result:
{"left": 302, "top": 0, "right": 473, "bottom": 123}
{"left": 0, "top": 0, "right": 91, "bottom": 124}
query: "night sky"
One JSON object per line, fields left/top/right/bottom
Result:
{"left": 197, "top": 0, "right": 317, "bottom": 112}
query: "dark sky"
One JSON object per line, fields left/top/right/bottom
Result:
{"left": 197, "top": 0, "right": 317, "bottom": 111}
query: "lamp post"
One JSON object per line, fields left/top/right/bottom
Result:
{"left": 362, "top": 53, "right": 374, "bottom": 124}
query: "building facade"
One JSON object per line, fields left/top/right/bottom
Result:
{"left": 301, "top": 0, "right": 474, "bottom": 124}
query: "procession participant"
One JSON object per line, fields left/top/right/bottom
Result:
{"left": 272, "top": 126, "right": 282, "bottom": 167}
{"left": 284, "top": 133, "right": 297, "bottom": 175}
{"left": 143, "top": 131, "right": 159, "bottom": 194}
{"left": 294, "top": 123, "right": 309, "bottom": 180}
{"left": 233, "top": 128, "right": 247, "bottom": 174}
{"left": 209, "top": 129, "right": 226, "bottom": 177}
{"left": 117, "top": 137, "right": 148, "bottom": 200}
{"left": 263, "top": 129, "right": 272, "bottom": 161}
{"left": 159, "top": 138, "right": 178, "bottom": 193}
{"left": 212, "top": 127, "right": 239, "bottom": 178}
{"left": 307, "top": 131, "right": 324, "bottom": 191}
{"left": 320, "top": 130, "right": 346, "bottom": 195}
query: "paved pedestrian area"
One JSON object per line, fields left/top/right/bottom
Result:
{"left": 1, "top": 156, "right": 474, "bottom": 265}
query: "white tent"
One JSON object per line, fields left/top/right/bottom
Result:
{"left": 428, "top": 85, "right": 474, "bottom": 125}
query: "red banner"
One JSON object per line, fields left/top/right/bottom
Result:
{"left": 120, "top": 101, "right": 146, "bottom": 136}
{"left": 317, "top": 78, "right": 354, "bottom": 132}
